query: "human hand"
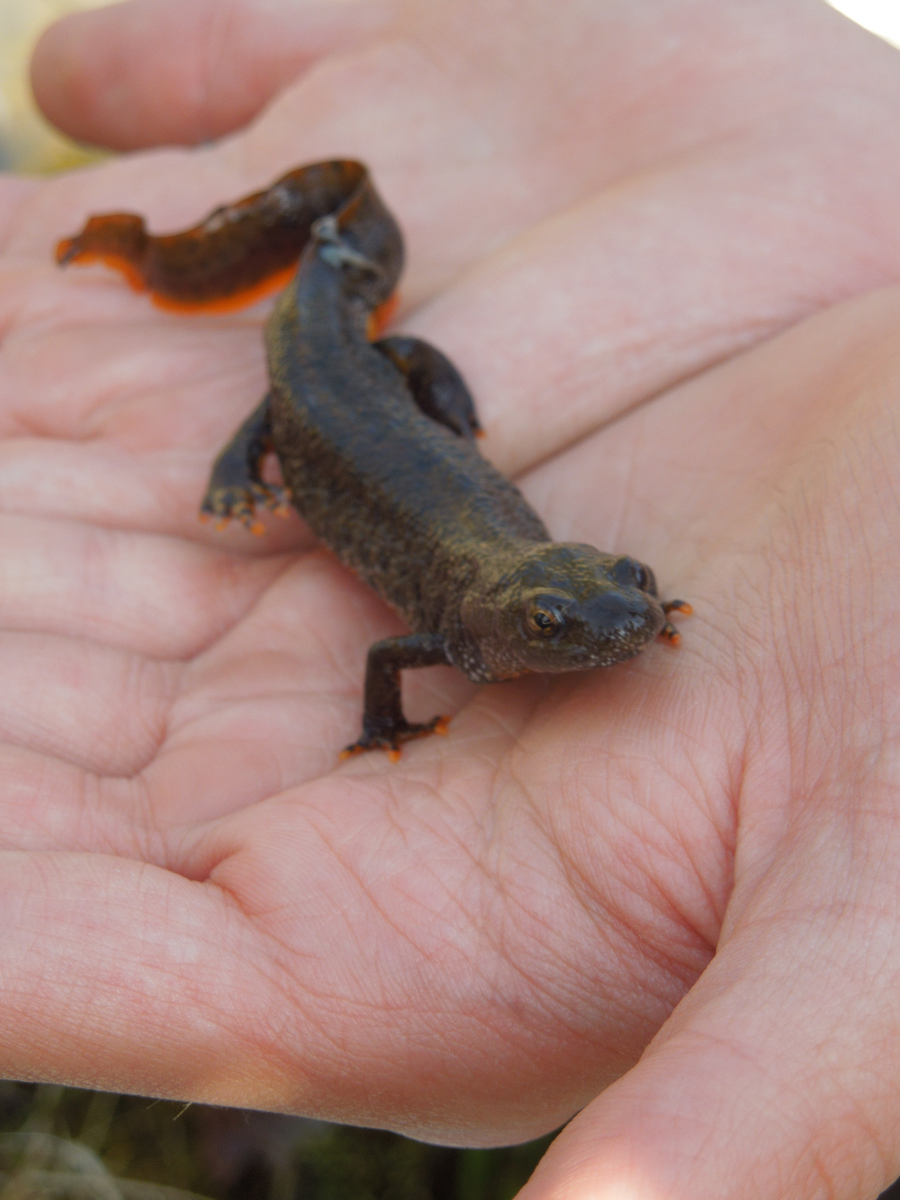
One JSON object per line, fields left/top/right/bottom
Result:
{"left": 8, "top": 1, "right": 900, "bottom": 1196}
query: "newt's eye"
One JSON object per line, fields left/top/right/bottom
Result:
{"left": 525, "top": 602, "right": 564, "bottom": 640}
{"left": 613, "top": 557, "right": 656, "bottom": 594}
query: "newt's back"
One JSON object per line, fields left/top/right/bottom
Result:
{"left": 265, "top": 216, "right": 549, "bottom": 634}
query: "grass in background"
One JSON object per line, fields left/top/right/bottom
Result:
{"left": 0, "top": 0, "right": 111, "bottom": 172}
{"left": 0, "top": 1082, "right": 557, "bottom": 1200}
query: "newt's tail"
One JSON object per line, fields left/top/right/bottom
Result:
{"left": 55, "top": 159, "right": 390, "bottom": 316}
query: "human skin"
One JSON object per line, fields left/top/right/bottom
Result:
{"left": 8, "top": 0, "right": 900, "bottom": 1195}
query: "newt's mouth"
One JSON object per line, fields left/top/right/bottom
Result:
{"left": 567, "top": 591, "right": 667, "bottom": 666}
{"left": 588, "top": 589, "right": 665, "bottom": 637}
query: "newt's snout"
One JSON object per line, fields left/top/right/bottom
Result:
{"left": 533, "top": 585, "right": 665, "bottom": 672}
{"left": 582, "top": 588, "right": 666, "bottom": 648}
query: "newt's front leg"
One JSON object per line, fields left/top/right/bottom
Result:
{"left": 341, "top": 632, "right": 452, "bottom": 761}
{"left": 200, "top": 394, "right": 290, "bottom": 533}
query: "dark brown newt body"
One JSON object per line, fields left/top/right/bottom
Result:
{"left": 58, "top": 161, "right": 689, "bottom": 757}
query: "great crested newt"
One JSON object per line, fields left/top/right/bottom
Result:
{"left": 57, "top": 159, "right": 690, "bottom": 759}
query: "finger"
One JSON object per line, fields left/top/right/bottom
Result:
{"left": 515, "top": 284, "right": 900, "bottom": 603}
{"left": 0, "top": 633, "right": 174, "bottom": 778}
{"left": 0, "top": 304, "right": 302, "bottom": 543}
{"left": 30, "top": 0, "right": 396, "bottom": 151}
{"left": 0, "top": 547, "right": 472, "bottom": 845}
{"left": 518, "top": 824, "right": 900, "bottom": 1200}
{"left": 515, "top": 287, "right": 900, "bottom": 1200}
{"left": 0, "top": 557, "right": 350, "bottom": 849}
{"left": 406, "top": 130, "right": 900, "bottom": 478}
{"left": 0, "top": 178, "right": 40, "bottom": 253}
{"left": 0, "top": 514, "right": 284, "bottom": 656}
{"left": 0, "top": 849, "right": 306, "bottom": 1108}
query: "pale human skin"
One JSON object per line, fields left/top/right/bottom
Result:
{"left": 7, "top": 0, "right": 900, "bottom": 1195}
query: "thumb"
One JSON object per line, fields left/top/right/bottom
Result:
{"left": 521, "top": 821, "right": 900, "bottom": 1200}
{"left": 30, "top": 0, "right": 397, "bottom": 151}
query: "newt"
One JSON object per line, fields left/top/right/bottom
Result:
{"left": 57, "top": 160, "right": 690, "bottom": 759}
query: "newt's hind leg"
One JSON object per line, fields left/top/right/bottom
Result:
{"left": 200, "top": 395, "right": 291, "bottom": 534}
{"left": 374, "top": 336, "right": 482, "bottom": 440}
{"left": 341, "top": 632, "right": 452, "bottom": 761}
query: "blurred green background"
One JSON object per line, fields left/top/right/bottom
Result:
{"left": 0, "top": 1082, "right": 557, "bottom": 1200}
{"left": 0, "top": 0, "right": 111, "bottom": 171}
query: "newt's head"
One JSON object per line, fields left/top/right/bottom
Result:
{"left": 461, "top": 543, "right": 666, "bottom": 679}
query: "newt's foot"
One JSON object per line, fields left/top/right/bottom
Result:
{"left": 658, "top": 599, "right": 692, "bottom": 645}
{"left": 200, "top": 482, "right": 291, "bottom": 534}
{"left": 340, "top": 715, "right": 450, "bottom": 762}
{"left": 311, "top": 214, "right": 383, "bottom": 276}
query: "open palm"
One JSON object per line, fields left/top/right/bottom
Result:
{"left": 6, "top": 1, "right": 900, "bottom": 1196}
